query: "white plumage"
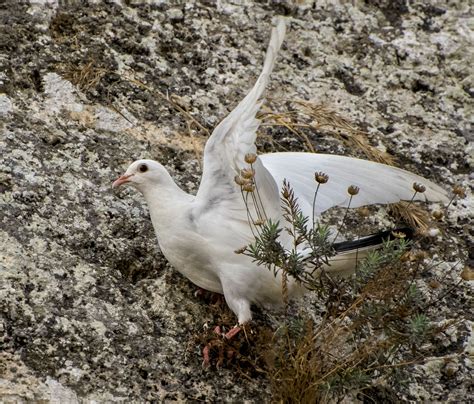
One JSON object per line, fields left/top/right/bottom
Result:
{"left": 113, "top": 18, "right": 448, "bottom": 324}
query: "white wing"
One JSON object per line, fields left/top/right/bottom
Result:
{"left": 194, "top": 18, "right": 286, "bottom": 223}
{"left": 260, "top": 152, "right": 449, "bottom": 218}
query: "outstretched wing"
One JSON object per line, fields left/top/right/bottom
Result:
{"left": 194, "top": 18, "right": 286, "bottom": 223}
{"left": 260, "top": 152, "right": 449, "bottom": 218}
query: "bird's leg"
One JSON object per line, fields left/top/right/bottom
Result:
{"left": 201, "top": 283, "right": 252, "bottom": 367}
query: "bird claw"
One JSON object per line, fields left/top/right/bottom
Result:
{"left": 224, "top": 326, "right": 241, "bottom": 340}
{"left": 202, "top": 345, "right": 211, "bottom": 369}
{"left": 194, "top": 287, "right": 206, "bottom": 298}
{"left": 201, "top": 324, "right": 242, "bottom": 368}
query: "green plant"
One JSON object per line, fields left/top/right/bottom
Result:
{"left": 235, "top": 177, "right": 462, "bottom": 402}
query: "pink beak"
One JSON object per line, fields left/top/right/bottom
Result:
{"left": 112, "top": 174, "right": 133, "bottom": 188}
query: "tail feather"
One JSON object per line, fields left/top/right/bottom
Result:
{"left": 333, "top": 227, "right": 413, "bottom": 253}
{"left": 326, "top": 227, "right": 413, "bottom": 276}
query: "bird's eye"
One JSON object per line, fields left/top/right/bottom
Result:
{"left": 138, "top": 164, "right": 148, "bottom": 173}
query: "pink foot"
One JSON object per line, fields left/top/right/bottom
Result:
{"left": 202, "top": 345, "right": 211, "bottom": 368}
{"left": 202, "top": 326, "right": 224, "bottom": 368}
{"left": 201, "top": 325, "right": 244, "bottom": 368}
{"left": 224, "top": 326, "right": 241, "bottom": 340}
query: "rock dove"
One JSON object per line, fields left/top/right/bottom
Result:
{"left": 113, "top": 18, "right": 448, "bottom": 324}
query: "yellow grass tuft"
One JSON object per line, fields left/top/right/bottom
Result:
{"left": 63, "top": 60, "right": 107, "bottom": 92}
{"left": 259, "top": 98, "right": 395, "bottom": 165}
{"left": 390, "top": 201, "right": 432, "bottom": 233}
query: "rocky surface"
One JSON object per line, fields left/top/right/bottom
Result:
{"left": 1, "top": 0, "right": 472, "bottom": 402}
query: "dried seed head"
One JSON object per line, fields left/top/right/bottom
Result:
{"left": 413, "top": 182, "right": 426, "bottom": 193}
{"left": 347, "top": 185, "right": 360, "bottom": 196}
{"left": 452, "top": 185, "right": 466, "bottom": 198}
{"left": 234, "top": 246, "right": 247, "bottom": 254}
{"left": 234, "top": 175, "right": 247, "bottom": 186}
{"left": 242, "top": 183, "right": 255, "bottom": 193}
{"left": 428, "top": 279, "right": 441, "bottom": 289}
{"left": 425, "top": 227, "right": 440, "bottom": 238}
{"left": 240, "top": 168, "right": 255, "bottom": 179}
{"left": 314, "top": 172, "right": 329, "bottom": 184}
{"left": 358, "top": 207, "right": 371, "bottom": 217}
{"left": 392, "top": 231, "right": 407, "bottom": 239}
{"left": 432, "top": 210, "right": 444, "bottom": 220}
{"left": 460, "top": 266, "right": 474, "bottom": 281}
{"left": 253, "top": 219, "right": 265, "bottom": 226}
{"left": 414, "top": 250, "right": 429, "bottom": 261}
{"left": 443, "top": 361, "right": 459, "bottom": 377}
{"left": 400, "top": 252, "right": 412, "bottom": 262}
{"left": 244, "top": 153, "right": 257, "bottom": 164}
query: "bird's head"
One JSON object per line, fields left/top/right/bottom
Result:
{"left": 112, "top": 159, "right": 168, "bottom": 192}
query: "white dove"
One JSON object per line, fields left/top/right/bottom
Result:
{"left": 113, "top": 18, "right": 448, "bottom": 324}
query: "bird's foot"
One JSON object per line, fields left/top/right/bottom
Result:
{"left": 201, "top": 325, "right": 243, "bottom": 369}
{"left": 202, "top": 345, "right": 211, "bottom": 368}
{"left": 224, "top": 326, "right": 241, "bottom": 340}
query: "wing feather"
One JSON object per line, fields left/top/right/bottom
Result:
{"left": 260, "top": 152, "right": 449, "bottom": 217}
{"left": 194, "top": 18, "right": 286, "bottom": 220}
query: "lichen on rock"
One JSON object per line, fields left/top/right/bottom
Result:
{"left": 1, "top": 0, "right": 472, "bottom": 402}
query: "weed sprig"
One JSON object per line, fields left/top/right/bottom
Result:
{"left": 235, "top": 174, "right": 465, "bottom": 402}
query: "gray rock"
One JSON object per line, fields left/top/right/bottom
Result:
{"left": 1, "top": 0, "right": 472, "bottom": 402}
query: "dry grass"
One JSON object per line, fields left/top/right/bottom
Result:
{"left": 189, "top": 290, "right": 270, "bottom": 377}
{"left": 63, "top": 60, "right": 107, "bottom": 92}
{"left": 188, "top": 244, "right": 463, "bottom": 401}
{"left": 259, "top": 97, "right": 443, "bottom": 233}
{"left": 259, "top": 98, "right": 395, "bottom": 165}
{"left": 390, "top": 201, "right": 432, "bottom": 233}
{"left": 264, "top": 259, "right": 460, "bottom": 403}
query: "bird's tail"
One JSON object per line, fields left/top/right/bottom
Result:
{"left": 333, "top": 227, "right": 413, "bottom": 253}
{"left": 326, "top": 227, "right": 413, "bottom": 276}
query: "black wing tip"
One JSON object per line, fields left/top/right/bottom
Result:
{"left": 334, "top": 227, "right": 414, "bottom": 253}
